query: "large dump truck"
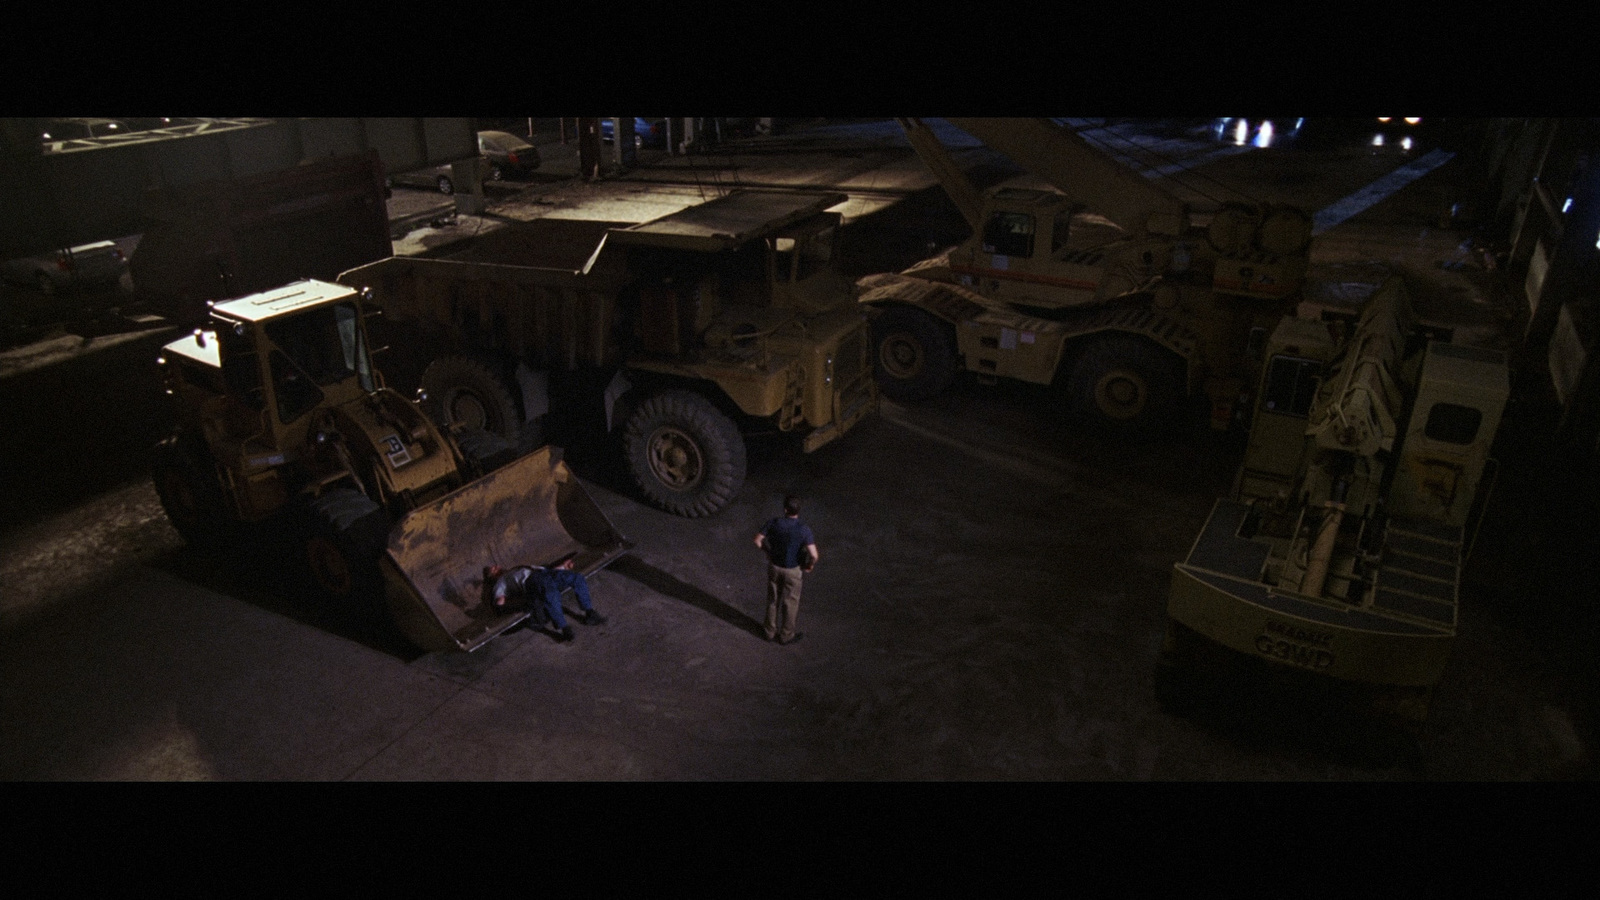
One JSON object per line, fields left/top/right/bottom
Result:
{"left": 151, "top": 278, "right": 629, "bottom": 652}
{"left": 858, "top": 118, "right": 1313, "bottom": 432}
{"left": 1158, "top": 278, "right": 1510, "bottom": 725}
{"left": 129, "top": 150, "right": 394, "bottom": 327}
{"left": 336, "top": 189, "right": 878, "bottom": 518}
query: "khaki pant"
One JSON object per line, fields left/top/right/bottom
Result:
{"left": 764, "top": 564, "right": 804, "bottom": 642}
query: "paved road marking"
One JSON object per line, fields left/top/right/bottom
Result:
{"left": 1312, "top": 149, "right": 1455, "bottom": 235}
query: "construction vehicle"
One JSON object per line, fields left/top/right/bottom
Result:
{"left": 1158, "top": 278, "right": 1510, "bottom": 725}
{"left": 857, "top": 118, "right": 1313, "bottom": 432}
{"left": 129, "top": 150, "right": 394, "bottom": 327}
{"left": 335, "top": 189, "right": 878, "bottom": 518}
{"left": 151, "top": 278, "right": 630, "bottom": 653}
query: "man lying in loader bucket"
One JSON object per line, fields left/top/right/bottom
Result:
{"left": 381, "top": 445, "right": 632, "bottom": 653}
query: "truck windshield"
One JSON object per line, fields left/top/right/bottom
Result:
{"left": 982, "top": 211, "right": 1035, "bottom": 258}
{"left": 264, "top": 302, "right": 373, "bottom": 391}
{"left": 796, "top": 226, "right": 834, "bottom": 281}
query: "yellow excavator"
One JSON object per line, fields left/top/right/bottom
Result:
{"left": 151, "top": 279, "right": 629, "bottom": 652}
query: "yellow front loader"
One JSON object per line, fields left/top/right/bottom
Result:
{"left": 152, "top": 279, "right": 629, "bottom": 652}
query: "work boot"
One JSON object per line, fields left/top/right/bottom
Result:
{"left": 556, "top": 625, "right": 575, "bottom": 643}
{"left": 584, "top": 609, "right": 607, "bottom": 626}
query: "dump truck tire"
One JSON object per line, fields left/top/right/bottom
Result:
{"left": 151, "top": 435, "right": 237, "bottom": 550}
{"left": 871, "top": 306, "right": 957, "bottom": 402}
{"left": 623, "top": 390, "right": 746, "bottom": 517}
{"left": 455, "top": 426, "right": 519, "bottom": 476}
{"left": 302, "top": 488, "right": 391, "bottom": 622}
{"left": 1067, "top": 333, "right": 1182, "bottom": 434}
{"left": 420, "top": 355, "right": 520, "bottom": 444}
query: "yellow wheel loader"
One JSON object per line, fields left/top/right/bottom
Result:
{"left": 152, "top": 279, "right": 630, "bottom": 652}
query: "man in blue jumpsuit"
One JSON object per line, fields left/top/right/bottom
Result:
{"left": 485, "top": 553, "right": 606, "bottom": 643}
{"left": 754, "top": 495, "right": 818, "bottom": 645}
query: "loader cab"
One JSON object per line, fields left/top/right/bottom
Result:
{"left": 208, "top": 281, "right": 380, "bottom": 451}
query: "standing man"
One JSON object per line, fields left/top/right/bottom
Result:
{"left": 485, "top": 553, "right": 606, "bottom": 643}
{"left": 755, "top": 495, "right": 818, "bottom": 645}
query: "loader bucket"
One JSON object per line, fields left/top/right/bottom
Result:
{"left": 378, "top": 445, "right": 632, "bottom": 652}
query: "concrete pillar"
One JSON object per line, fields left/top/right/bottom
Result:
{"left": 450, "top": 157, "right": 486, "bottom": 216}
{"left": 576, "top": 117, "right": 601, "bottom": 181}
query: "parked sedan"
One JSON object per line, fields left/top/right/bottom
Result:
{"left": 388, "top": 130, "right": 542, "bottom": 195}
{"left": 476, "top": 130, "right": 541, "bottom": 180}
{"left": 1, "top": 241, "right": 128, "bottom": 295}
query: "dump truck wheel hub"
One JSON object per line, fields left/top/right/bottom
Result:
{"left": 1095, "top": 370, "right": 1148, "bottom": 419}
{"left": 879, "top": 332, "right": 925, "bottom": 380}
{"left": 646, "top": 426, "right": 704, "bottom": 490}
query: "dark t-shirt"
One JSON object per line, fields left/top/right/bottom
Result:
{"left": 761, "top": 516, "right": 815, "bottom": 569}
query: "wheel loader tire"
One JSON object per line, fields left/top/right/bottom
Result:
{"left": 301, "top": 488, "right": 391, "bottom": 625}
{"left": 871, "top": 306, "right": 957, "bottom": 402}
{"left": 420, "top": 355, "right": 520, "bottom": 444}
{"left": 1066, "top": 333, "right": 1183, "bottom": 436}
{"left": 151, "top": 435, "right": 237, "bottom": 550}
{"left": 622, "top": 390, "right": 746, "bottom": 518}
{"left": 455, "top": 426, "right": 518, "bottom": 476}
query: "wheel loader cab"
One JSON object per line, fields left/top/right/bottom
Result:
{"left": 210, "top": 286, "right": 379, "bottom": 453}
{"left": 154, "top": 276, "right": 636, "bottom": 654}
{"left": 157, "top": 280, "right": 400, "bottom": 523}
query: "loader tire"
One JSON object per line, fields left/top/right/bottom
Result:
{"left": 1066, "top": 333, "right": 1183, "bottom": 436}
{"left": 302, "top": 488, "right": 391, "bottom": 625}
{"left": 151, "top": 435, "right": 237, "bottom": 550}
{"left": 623, "top": 390, "right": 746, "bottom": 518}
{"left": 420, "top": 355, "right": 520, "bottom": 444}
{"left": 871, "top": 306, "right": 957, "bottom": 402}
{"left": 455, "top": 426, "right": 518, "bottom": 476}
